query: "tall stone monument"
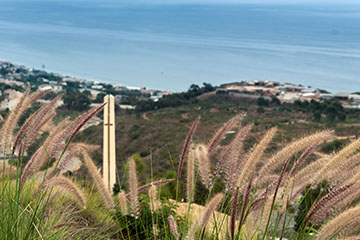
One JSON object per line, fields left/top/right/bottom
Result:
{"left": 103, "top": 94, "right": 116, "bottom": 193}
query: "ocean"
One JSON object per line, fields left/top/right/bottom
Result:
{"left": 0, "top": 1, "right": 359, "bottom": 92}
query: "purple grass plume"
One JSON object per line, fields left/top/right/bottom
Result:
{"left": 207, "top": 113, "right": 245, "bottom": 155}
{"left": 19, "top": 147, "right": 41, "bottom": 190}
{"left": 216, "top": 124, "right": 253, "bottom": 192}
{"left": 230, "top": 187, "right": 240, "bottom": 240}
{"left": 45, "top": 176, "right": 86, "bottom": 209}
{"left": 168, "top": 215, "right": 179, "bottom": 240}
{"left": 125, "top": 179, "right": 174, "bottom": 199}
{"left": 304, "top": 183, "right": 355, "bottom": 227}
{"left": 129, "top": 157, "right": 139, "bottom": 217}
{"left": 13, "top": 94, "right": 62, "bottom": 152}
{"left": 289, "top": 143, "right": 318, "bottom": 176}
{"left": 195, "top": 144, "right": 213, "bottom": 190}
{"left": 177, "top": 116, "right": 200, "bottom": 180}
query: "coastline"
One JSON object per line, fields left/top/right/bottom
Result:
{"left": 1, "top": 57, "right": 357, "bottom": 94}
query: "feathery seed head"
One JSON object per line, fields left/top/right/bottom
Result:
{"left": 217, "top": 124, "right": 253, "bottom": 192}
{"left": 207, "top": 113, "right": 245, "bottom": 154}
{"left": 118, "top": 191, "right": 128, "bottom": 215}
{"left": 195, "top": 144, "right": 213, "bottom": 190}
{"left": 20, "top": 147, "right": 41, "bottom": 190}
{"left": 0, "top": 89, "right": 30, "bottom": 152}
{"left": 258, "top": 130, "right": 334, "bottom": 185}
{"left": 230, "top": 187, "right": 240, "bottom": 240}
{"left": 337, "top": 216, "right": 360, "bottom": 239}
{"left": 238, "top": 171, "right": 255, "bottom": 231}
{"left": 186, "top": 144, "right": 195, "bottom": 202}
{"left": 129, "top": 157, "right": 139, "bottom": 217}
{"left": 317, "top": 150, "right": 360, "bottom": 185}
{"left": 13, "top": 94, "right": 62, "bottom": 151}
{"left": 280, "top": 177, "right": 294, "bottom": 214}
{"left": 200, "top": 193, "right": 224, "bottom": 229}
{"left": 45, "top": 176, "right": 86, "bottom": 209}
{"left": 125, "top": 179, "right": 174, "bottom": 199}
{"left": 168, "top": 215, "right": 179, "bottom": 240}
{"left": 148, "top": 184, "right": 160, "bottom": 213}
{"left": 289, "top": 144, "right": 318, "bottom": 176}
{"left": 237, "top": 127, "right": 278, "bottom": 189}
{"left": 50, "top": 104, "right": 105, "bottom": 159}
{"left": 293, "top": 155, "right": 330, "bottom": 189}
{"left": 331, "top": 182, "right": 360, "bottom": 215}
{"left": 81, "top": 147, "right": 114, "bottom": 208}
{"left": 178, "top": 116, "right": 200, "bottom": 180}
{"left": 185, "top": 193, "right": 224, "bottom": 240}
{"left": 305, "top": 183, "right": 355, "bottom": 227}
{"left": 316, "top": 205, "right": 360, "bottom": 240}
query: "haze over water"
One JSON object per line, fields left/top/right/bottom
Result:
{"left": 0, "top": 1, "right": 360, "bottom": 92}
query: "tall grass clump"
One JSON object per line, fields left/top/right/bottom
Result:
{"left": 167, "top": 112, "right": 360, "bottom": 239}
{"left": 3, "top": 91, "right": 360, "bottom": 239}
{"left": 0, "top": 90, "right": 114, "bottom": 239}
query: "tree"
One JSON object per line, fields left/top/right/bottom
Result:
{"left": 338, "top": 112, "right": 346, "bottom": 122}
{"left": 271, "top": 96, "right": 281, "bottom": 105}
{"left": 325, "top": 105, "right": 338, "bottom": 122}
{"left": 95, "top": 93, "right": 106, "bottom": 103}
{"left": 257, "top": 97, "right": 270, "bottom": 107}
{"left": 65, "top": 81, "right": 80, "bottom": 89}
{"left": 202, "top": 82, "right": 215, "bottom": 92}
{"left": 313, "top": 111, "right": 321, "bottom": 122}
{"left": 257, "top": 107, "right": 265, "bottom": 113}
{"left": 42, "top": 91, "right": 58, "bottom": 100}
{"left": 189, "top": 84, "right": 200, "bottom": 93}
{"left": 82, "top": 90, "right": 91, "bottom": 98}
{"left": 133, "top": 83, "right": 216, "bottom": 112}
{"left": 63, "top": 89, "right": 91, "bottom": 111}
{"left": 136, "top": 100, "right": 156, "bottom": 112}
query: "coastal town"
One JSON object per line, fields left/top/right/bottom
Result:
{"left": 1, "top": 60, "right": 360, "bottom": 110}
{"left": 218, "top": 80, "right": 360, "bottom": 109}
{"left": 0, "top": 60, "right": 174, "bottom": 110}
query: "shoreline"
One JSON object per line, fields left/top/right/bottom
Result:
{"left": 1, "top": 58, "right": 358, "bottom": 95}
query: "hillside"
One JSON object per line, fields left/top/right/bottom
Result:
{"left": 76, "top": 93, "right": 360, "bottom": 184}
{"left": 4, "top": 84, "right": 360, "bottom": 240}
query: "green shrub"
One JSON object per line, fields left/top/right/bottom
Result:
{"left": 321, "top": 139, "right": 349, "bottom": 154}
{"left": 140, "top": 150, "right": 150, "bottom": 157}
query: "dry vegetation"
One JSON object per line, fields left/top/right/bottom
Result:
{"left": 1, "top": 90, "right": 360, "bottom": 239}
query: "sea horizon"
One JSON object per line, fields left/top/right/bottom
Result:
{"left": 0, "top": 2, "right": 359, "bottom": 92}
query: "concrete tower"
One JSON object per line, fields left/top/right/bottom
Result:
{"left": 103, "top": 94, "right": 116, "bottom": 193}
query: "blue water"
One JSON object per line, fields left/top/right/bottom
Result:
{"left": 0, "top": 1, "right": 360, "bottom": 92}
